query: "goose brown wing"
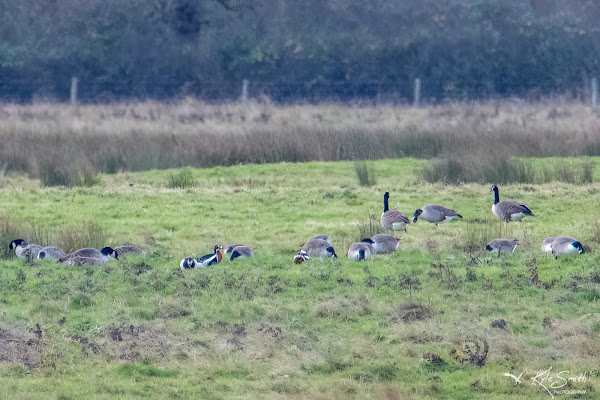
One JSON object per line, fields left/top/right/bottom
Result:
{"left": 384, "top": 210, "right": 410, "bottom": 223}
{"left": 498, "top": 201, "right": 533, "bottom": 216}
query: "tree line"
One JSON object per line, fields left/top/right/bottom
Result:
{"left": 1, "top": 0, "right": 599, "bottom": 103}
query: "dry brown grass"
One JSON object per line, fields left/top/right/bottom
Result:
{"left": 0, "top": 99, "right": 599, "bottom": 180}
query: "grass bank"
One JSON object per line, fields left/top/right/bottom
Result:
{"left": 0, "top": 159, "right": 599, "bottom": 398}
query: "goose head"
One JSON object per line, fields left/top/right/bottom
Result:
{"left": 361, "top": 238, "right": 374, "bottom": 244}
{"left": 214, "top": 245, "right": 223, "bottom": 253}
{"left": 294, "top": 250, "right": 309, "bottom": 264}
{"left": 412, "top": 209, "right": 423, "bottom": 223}
{"left": 100, "top": 246, "right": 119, "bottom": 260}
{"left": 9, "top": 239, "right": 26, "bottom": 251}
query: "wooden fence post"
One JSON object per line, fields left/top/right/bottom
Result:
{"left": 414, "top": 78, "right": 421, "bottom": 107}
{"left": 70, "top": 76, "right": 78, "bottom": 106}
{"left": 241, "top": 79, "right": 249, "bottom": 103}
{"left": 592, "top": 77, "right": 598, "bottom": 110}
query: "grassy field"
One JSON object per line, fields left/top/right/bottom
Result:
{"left": 0, "top": 158, "right": 599, "bottom": 399}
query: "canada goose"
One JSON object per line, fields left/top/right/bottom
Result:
{"left": 347, "top": 242, "right": 375, "bottom": 261}
{"left": 412, "top": 205, "right": 462, "bottom": 225}
{"left": 550, "top": 237, "right": 585, "bottom": 259}
{"left": 490, "top": 185, "right": 534, "bottom": 222}
{"left": 37, "top": 246, "right": 67, "bottom": 260}
{"left": 381, "top": 192, "right": 410, "bottom": 231}
{"left": 9, "top": 239, "right": 42, "bottom": 261}
{"left": 301, "top": 238, "right": 337, "bottom": 258}
{"left": 114, "top": 243, "right": 143, "bottom": 256}
{"left": 229, "top": 245, "right": 254, "bottom": 261}
{"left": 180, "top": 245, "right": 223, "bottom": 270}
{"left": 59, "top": 247, "right": 119, "bottom": 266}
{"left": 362, "top": 234, "right": 400, "bottom": 254}
{"left": 224, "top": 244, "right": 246, "bottom": 255}
{"left": 541, "top": 236, "right": 576, "bottom": 254}
{"left": 485, "top": 239, "right": 519, "bottom": 255}
{"left": 294, "top": 250, "right": 310, "bottom": 264}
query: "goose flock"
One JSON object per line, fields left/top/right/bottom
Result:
{"left": 8, "top": 239, "right": 141, "bottom": 265}
{"left": 8, "top": 185, "right": 586, "bottom": 268}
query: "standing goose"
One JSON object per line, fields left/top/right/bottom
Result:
{"left": 490, "top": 185, "right": 534, "bottom": 222}
{"left": 347, "top": 242, "right": 375, "bottom": 261}
{"left": 38, "top": 246, "right": 67, "bottom": 260}
{"left": 551, "top": 237, "right": 585, "bottom": 259}
{"left": 180, "top": 245, "right": 223, "bottom": 270}
{"left": 9, "top": 239, "right": 42, "bottom": 261}
{"left": 59, "top": 247, "right": 119, "bottom": 266}
{"left": 412, "top": 205, "right": 462, "bottom": 225}
{"left": 362, "top": 234, "right": 400, "bottom": 255}
{"left": 228, "top": 245, "right": 254, "bottom": 261}
{"left": 485, "top": 239, "right": 519, "bottom": 255}
{"left": 301, "top": 238, "right": 337, "bottom": 258}
{"left": 381, "top": 192, "right": 410, "bottom": 231}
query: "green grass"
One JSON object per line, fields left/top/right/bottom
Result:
{"left": 0, "top": 158, "right": 599, "bottom": 399}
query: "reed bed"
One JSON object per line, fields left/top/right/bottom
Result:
{"left": 0, "top": 99, "right": 598, "bottom": 184}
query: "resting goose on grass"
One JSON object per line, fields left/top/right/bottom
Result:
{"left": 301, "top": 238, "right": 337, "bottom": 258}
{"left": 9, "top": 239, "right": 42, "bottom": 261}
{"left": 490, "top": 185, "right": 534, "bottom": 222}
{"left": 485, "top": 239, "right": 519, "bottom": 255}
{"left": 347, "top": 242, "right": 375, "bottom": 261}
{"left": 180, "top": 245, "right": 223, "bottom": 270}
{"left": 362, "top": 234, "right": 400, "bottom": 255}
{"left": 412, "top": 205, "right": 462, "bottom": 226}
{"left": 37, "top": 246, "right": 67, "bottom": 260}
{"left": 59, "top": 247, "right": 119, "bottom": 266}
{"left": 114, "top": 243, "right": 143, "bottom": 256}
{"left": 381, "top": 192, "right": 410, "bottom": 231}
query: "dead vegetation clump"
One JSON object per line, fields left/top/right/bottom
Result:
{"left": 391, "top": 302, "right": 432, "bottom": 323}
{"left": 0, "top": 324, "right": 43, "bottom": 368}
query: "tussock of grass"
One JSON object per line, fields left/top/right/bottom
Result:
{"left": 166, "top": 168, "right": 195, "bottom": 189}
{"left": 419, "top": 155, "right": 594, "bottom": 184}
{"left": 354, "top": 160, "right": 376, "bottom": 186}
{"left": 57, "top": 221, "right": 107, "bottom": 253}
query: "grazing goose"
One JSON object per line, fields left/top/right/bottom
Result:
{"left": 59, "top": 247, "right": 119, "bottom": 266}
{"left": 9, "top": 239, "right": 42, "bottom": 261}
{"left": 37, "top": 246, "right": 67, "bottom": 260}
{"left": 490, "top": 185, "right": 534, "bottom": 222}
{"left": 550, "top": 237, "right": 585, "bottom": 259}
{"left": 301, "top": 238, "right": 337, "bottom": 258}
{"left": 224, "top": 244, "right": 246, "bottom": 255}
{"left": 180, "top": 245, "right": 223, "bottom": 270}
{"left": 347, "top": 242, "right": 375, "bottom": 261}
{"left": 381, "top": 192, "right": 410, "bottom": 231}
{"left": 412, "top": 205, "right": 462, "bottom": 225}
{"left": 228, "top": 245, "right": 254, "bottom": 261}
{"left": 294, "top": 250, "right": 310, "bottom": 264}
{"left": 485, "top": 239, "right": 519, "bottom": 255}
{"left": 362, "top": 234, "right": 400, "bottom": 254}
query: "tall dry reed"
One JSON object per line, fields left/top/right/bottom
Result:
{"left": 0, "top": 100, "right": 598, "bottom": 180}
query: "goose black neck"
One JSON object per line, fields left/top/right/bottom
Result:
{"left": 383, "top": 195, "right": 389, "bottom": 213}
{"left": 493, "top": 187, "right": 499, "bottom": 204}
